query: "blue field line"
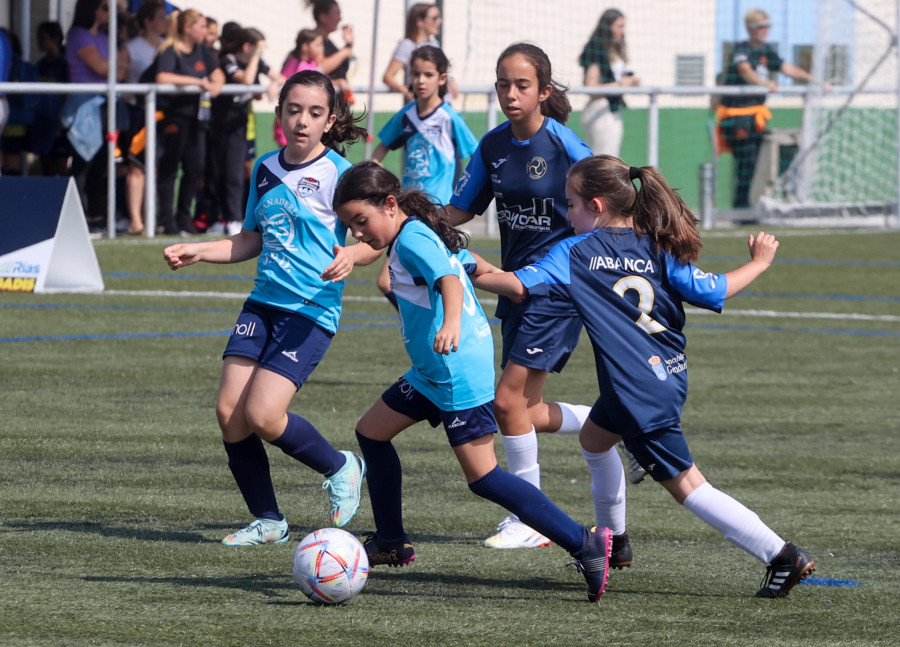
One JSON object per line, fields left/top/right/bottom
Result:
{"left": 701, "top": 255, "right": 900, "bottom": 268}
{"left": 2, "top": 318, "right": 895, "bottom": 343}
{"left": 0, "top": 302, "right": 397, "bottom": 318}
{"left": 685, "top": 322, "right": 900, "bottom": 336}
{"left": 799, "top": 578, "right": 863, "bottom": 587}
{"left": 103, "top": 271, "right": 371, "bottom": 286}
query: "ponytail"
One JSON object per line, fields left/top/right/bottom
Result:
{"left": 158, "top": 9, "right": 204, "bottom": 54}
{"left": 497, "top": 42, "right": 572, "bottom": 124}
{"left": 567, "top": 155, "right": 702, "bottom": 263}
{"left": 334, "top": 162, "right": 469, "bottom": 253}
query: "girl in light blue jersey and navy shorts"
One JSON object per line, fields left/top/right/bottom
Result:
{"left": 333, "top": 161, "right": 613, "bottom": 603}
{"left": 164, "top": 71, "right": 381, "bottom": 546}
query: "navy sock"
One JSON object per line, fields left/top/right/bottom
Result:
{"left": 271, "top": 412, "right": 344, "bottom": 476}
{"left": 356, "top": 431, "right": 406, "bottom": 542}
{"left": 468, "top": 465, "right": 584, "bottom": 554}
{"left": 223, "top": 434, "right": 281, "bottom": 520}
{"left": 384, "top": 290, "right": 399, "bottom": 311}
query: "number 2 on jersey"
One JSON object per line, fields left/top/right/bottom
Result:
{"left": 612, "top": 276, "right": 667, "bottom": 334}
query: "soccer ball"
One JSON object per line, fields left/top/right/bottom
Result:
{"left": 292, "top": 528, "right": 369, "bottom": 604}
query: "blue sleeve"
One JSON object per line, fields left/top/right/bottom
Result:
{"left": 513, "top": 237, "right": 577, "bottom": 296}
{"left": 397, "top": 227, "right": 455, "bottom": 288}
{"left": 456, "top": 248, "right": 478, "bottom": 276}
{"left": 547, "top": 119, "right": 594, "bottom": 161}
{"left": 665, "top": 255, "right": 727, "bottom": 312}
{"left": 450, "top": 139, "right": 495, "bottom": 215}
{"left": 450, "top": 110, "right": 479, "bottom": 160}
{"left": 377, "top": 106, "right": 409, "bottom": 150}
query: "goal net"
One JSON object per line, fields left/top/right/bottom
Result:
{"left": 758, "top": 0, "right": 900, "bottom": 226}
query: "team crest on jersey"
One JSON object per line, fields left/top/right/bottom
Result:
{"left": 526, "top": 156, "right": 547, "bottom": 180}
{"left": 296, "top": 176, "right": 320, "bottom": 197}
{"left": 648, "top": 356, "right": 667, "bottom": 381}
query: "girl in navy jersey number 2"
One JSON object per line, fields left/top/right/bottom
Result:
{"left": 447, "top": 42, "right": 642, "bottom": 551}
{"left": 163, "top": 71, "right": 381, "bottom": 546}
{"left": 474, "top": 155, "right": 815, "bottom": 599}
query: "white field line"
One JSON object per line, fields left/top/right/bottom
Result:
{"left": 103, "top": 290, "right": 899, "bottom": 324}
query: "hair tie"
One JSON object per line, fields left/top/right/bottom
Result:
{"left": 629, "top": 166, "right": 641, "bottom": 181}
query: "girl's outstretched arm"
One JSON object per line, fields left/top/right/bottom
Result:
{"left": 724, "top": 231, "right": 779, "bottom": 298}
{"left": 321, "top": 242, "right": 383, "bottom": 283}
{"left": 471, "top": 270, "right": 528, "bottom": 300}
{"left": 433, "top": 275, "right": 463, "bottom": 355}
{"left": 163, "top": 229, "right": 263, "bottom": 270}
{"left": 469, "top": 252, "right": 503, "bottom": 276}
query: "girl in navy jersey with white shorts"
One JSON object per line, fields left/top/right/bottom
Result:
{"left": 163, "top": 71, "right": 381, "bottom": 546}
{"left": 447, "top": 42, "right": 640, "bottom": 550}
{"left": 474, "top": 154, "right": 815, "bottom": 599}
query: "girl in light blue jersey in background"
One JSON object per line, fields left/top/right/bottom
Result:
{"left": 372, "top": 45, "right": 478, "bottom": 310}
{"left": 163, "top": 71, "right": 381, "bottom": 546}
{"left": 474, "top": 155, "right": 815, "bottom": 599}
{"left": 333, "top": 161, "right": 614, "bottom": 603}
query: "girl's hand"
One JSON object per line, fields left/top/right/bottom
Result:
{"left": 433, "top": 324, "right": 460, "bottom": 355}
{"left": 163, "top": 244, "right": 200, "bottom": 270}
{"left": 341, "top": 25, "right": 354, "bottom": 47}
{"left": 321, "top": 244, "right": 354, "bottom": 282}
{"left": 748, "top": 231, "right": 779, "bottom": 267}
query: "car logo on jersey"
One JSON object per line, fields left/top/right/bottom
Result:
{"left": 649, "top": 356, "right": 667, "bottom": 381}
{"left": 526, "top": 156, "right": 547, "bottom": 180}
{"left": 296, "top": 177, "right": 320, "bottom": 197}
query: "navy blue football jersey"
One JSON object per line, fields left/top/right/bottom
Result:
{"left": 450, "top": 117, "right": 592, "bottom": 273}
{"left": 515, "top": 228, "right": 727, "bottom": 436}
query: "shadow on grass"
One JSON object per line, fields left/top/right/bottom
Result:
{"left": 2, "top": 520, "right": 206, "bottom": 543}
{"left": 82, "top": 573, "right": 292, "bottom": 598}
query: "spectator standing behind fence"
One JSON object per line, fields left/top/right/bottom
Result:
{"left": 154, "top": 8, "right": 224, "bottom": 236}
{"left": 382, "top": 3, "right": 442, "bottom": 101}
{"left": 717, "top": 8, "right": 827, "bottom": 209}
{"left": 32, "top": 22, "right": 71, "bottom": 177}
{"left": 121, "top": 1, "right": 167, "bottom": 235}
{"left": 213, "top": 27, "right": 285, "bottom": 236}
{"left": 274, "top": 30, "right": 324, "bottom": 148}
{"left": 1, "top": 31, "right": 39, "bottom": 177}
{"left": 578, "top": 8, "right": 639, "bottom": 157}
{"left": 65, "top": 0, "right": 128, "bottom": 229}
{"left": 307, "top": 0, "right": 355, "bottom": 103}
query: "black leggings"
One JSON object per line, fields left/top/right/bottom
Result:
{"left": 157, "top": 115, "right": 206, "bottom": 233}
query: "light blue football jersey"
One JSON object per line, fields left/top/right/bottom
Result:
{"left": 378, "top": 101, "right": 478, "bottom": 205}
{"left": 243, "top": 148, "right": 352, "bottom": 333}
{"left": 390, "top": 218, "right": 495, "bottom": 411}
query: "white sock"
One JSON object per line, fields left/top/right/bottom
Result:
{"left": 683, "top": 482, "right": 785, "bottom": 563}
{"left": 555, "top": 402, "right": 592, "bottom": 434}
{"left": 582, "top": 447, "right": 627, "bottom": 535}
{"left": 501, "top": 428, "right": 540, "bottom": 489}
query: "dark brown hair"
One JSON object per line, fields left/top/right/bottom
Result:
{"left": 496, "top": 42, "right": 571, "bottom": 124}
{"left": 334, "top": 162, "right": 468, "bottom": 253}
{"left": 277, "top": 70, "right": 367, "bottom": 156}
{"left": 567, "top": 155, "right": 702, "bottom": 263}
{"left": 410, "top": 45, "right": 450, "bottom": 98}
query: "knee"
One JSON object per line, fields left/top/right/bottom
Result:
{"left": 243, "top": 406, "right": 283, "bottom": 442}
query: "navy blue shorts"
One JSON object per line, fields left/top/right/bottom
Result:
{"left": 223, "top": 300, "right": 333, "bottom": 389}
{"left": 502, "top": 304, "right": 582, "bottom": 373}
{"left": 381, "top": 376, "right": 497, "bottom": 447}
{"left": 591, "top": 418, "right": 693, "bottom": 483}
